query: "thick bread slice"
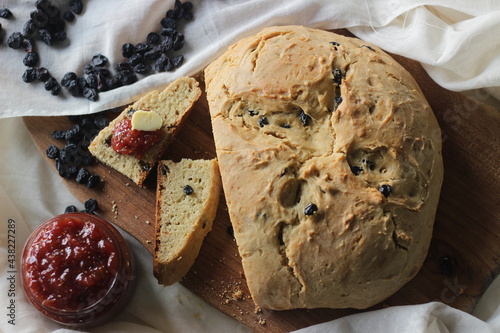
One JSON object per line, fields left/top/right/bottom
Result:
{"left": 88, "top": 77, "right": 202, "bottom": 186}
{"left": 153, "top": 158, "right": 221, "bottom": 286}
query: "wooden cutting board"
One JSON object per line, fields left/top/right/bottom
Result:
{"left": 23, "top": 29, "right": 500, "bottom": 332}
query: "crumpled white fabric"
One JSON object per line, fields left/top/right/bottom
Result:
{"left": 0, "top": 0, "right": 498, "bottom": 118}
{"left": 1, "top": 0, "right": 500, "bottom": 332}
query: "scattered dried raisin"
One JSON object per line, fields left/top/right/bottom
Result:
{"left": 7, "top": 32, "right": 24, "bottom": 49}
{"left": 83, "top": 87, "right": 98, "bottom": 101}
{"left": 37, "top": 67, "right": 51, "bottom": 82}
{"left": 63, "top": 10, "right": 75, "bottom": 22}
{"left": 22, "top": 68, "right": 38, "bottom": 83}
{"left": 23, "top": 52, "right": 40, "bottom": 67}
{"left": 75, "top": 167, "right": 90, "bottom": 184}
{"left": 45, "top": 145, "right": 59, "bottom": 159}
{"left": 70, "top": 0, "right": 83, "bottom": 15}
{"left": 147, "top": 32, "right": 161, "bottom": 45}
{"left": 122, "top": 43, "right": 135, "bottom": 58}
{"left": 64, "top": 205, "right": 78, "bottom": 213}
{"left": 61, "top": 72, "right": 77, "bottom": 87}
{"left": 0, "top": 8, "right": 13, "bottom": 19}
{"left": 84, "top": 198, "right": 98, "bottom": 213}
{"left": 86, "top": 174, "right": 100, "bottom": 188}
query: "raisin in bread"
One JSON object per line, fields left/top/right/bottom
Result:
{"left": 153, "top": 158, "right": 222, "bottom": 286}
{"left": 88, "top": 77, "right": 201, "bottom": 186}
{"left": 204, "top": 26, "right": 444, "bottom": 310}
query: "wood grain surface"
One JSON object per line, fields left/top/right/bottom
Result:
{"left": 23, "top": 29, "right": 500, "bottom": 332}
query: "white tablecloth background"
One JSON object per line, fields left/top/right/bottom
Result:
{"left": 1, "top": 0, "right": 499, "bottom": 332}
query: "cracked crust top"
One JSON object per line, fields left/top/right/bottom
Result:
{"left": 204, "top": 26, "right": 443, "bottom": 310}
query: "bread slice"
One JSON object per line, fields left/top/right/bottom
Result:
{"left": 88, "top": 77, "right": 202, "bottom": 186}
{"left": 153, "top": 158, "right": 221, "bottom": 286}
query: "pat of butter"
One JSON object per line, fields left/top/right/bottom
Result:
{"left": 131, "top": 110, "right": 163, "bottom": 131}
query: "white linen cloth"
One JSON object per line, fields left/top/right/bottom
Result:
{"left": 0, "top": 0, "right": 499, "bottom": 118}
{"left": 1, "top": 0, "right": 499, "bottom": 332}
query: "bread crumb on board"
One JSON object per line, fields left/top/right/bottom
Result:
{"left": 220, "top": 280, "right": 246, "bottom": 304}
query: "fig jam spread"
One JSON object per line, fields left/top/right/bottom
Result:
{"left": 111, "top": 117, "right": 162, "bottom": 159}
{"left": 21, "top": 213, "right": 135, "bottom": 328}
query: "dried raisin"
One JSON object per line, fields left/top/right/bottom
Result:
{"left": 37, "top": 67, "right": 51, "bottom": 82}
{"left": 127, "top": 53, "right": 143, "bottom": 66}
{"left": 92, "top": 54, "right": 108, "bottom": 67}
{"left": 333, "top": 69, "right": 342, "bottom": 85}
{"left": 61, "top": 72, "right": 77, "bottom": 87}
{"left": 350, "top": 165, "right": 363, "bottom": 176}
{"left": 86, "top": 174, "right": 100, "bottom": 188}
{"left": 23, "top": 52, "right": 40, "bottom": 67}
{"left": 172, "top": 55, "right": 184, "bottom": 68}
{"left": 83, "top": 87, "right": 98, "bottom": 101}
{"left": 258, "top": 116, "right": 268, "bottom": 127}
{"left": 38, "top": 28, "right": 53, "bottom": 45}
{"left": 144, "top": 49, "right": 162, "bottom": 61}
{"left": 45, "top": 145, "right": 59, "bottom": 159}
{"left": 51, "top": 130, "right": 66, "bottom": 140}
{"left": 70, "top": 0, "right": 83, "bottom": 15}
{"left": 23, "top": 20, "right": 38, "bottom": 38}
{"left": 31, "top": 9, "right": 49, "bottom": 28}
{"left": 304, "top": 203, "right": 318, "bottom": 216}
{"left": 379, "top": 184, "right": 392, "bottom": 197}
{"left": 22, "top": 68, "right": 38, "bottom": 83}
{"left": 0, "top": 8, "right": 13, "bottom": 19}
{"left": 161, "top": 17, "right": 177, "bottom": 30}
{"left": 134, "top": 63, "right": 151, "bottom": 75}
{"left": 75, "top": 167, "right": 90, "bottom": 184}
{"left": 44, "top": 77, "right": 58, "bottom": 91}
{"left": 64, "top": 205, "right": 78, "bottom": 213}
{"left": 67, "top": 80, "right": 81, "bottom": 96}
{"left": 63, "top": 10, "right": 75, "bottom": 22}
{"left": 7, "top": 32, "right": 24, "bottom": 49}
{"left": 134, "top": 43, "right": 152, "bottom": 54}
{"left": 84, "top": 198, "right": 99, "bottom": 213}
{"left": 299, "top": 110, "right": 311, "bottom": 126}
{"left": 183, "top": 185, "right": 194, "bottom": 195}
{"left": 147, "top": 32, "right": 161, "bottom": 45}
{"left": 122, "top": 43, "right": 135, "bottom": 58}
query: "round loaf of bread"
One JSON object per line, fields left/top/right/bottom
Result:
{"left": 205, "top": 26, "right": 443, "bottom": 310}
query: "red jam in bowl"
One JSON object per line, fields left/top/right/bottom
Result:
{"left": 21, "top": 213, "right": 135, "bottom": 328}
{"left": 111, "top": 117, "right": 162, "bottom": 159}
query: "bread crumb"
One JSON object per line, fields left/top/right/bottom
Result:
{"left": 220, "top": 280, "right": 245, "bottom": 305}
{"left": 111, "top": 201, "right": 118, "bottom": 215}
{"left": 233, "top": 289, "right": 243, "bottom": 300}
{"left": 254, "top": 306, "right": 266, "bottom": 325}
